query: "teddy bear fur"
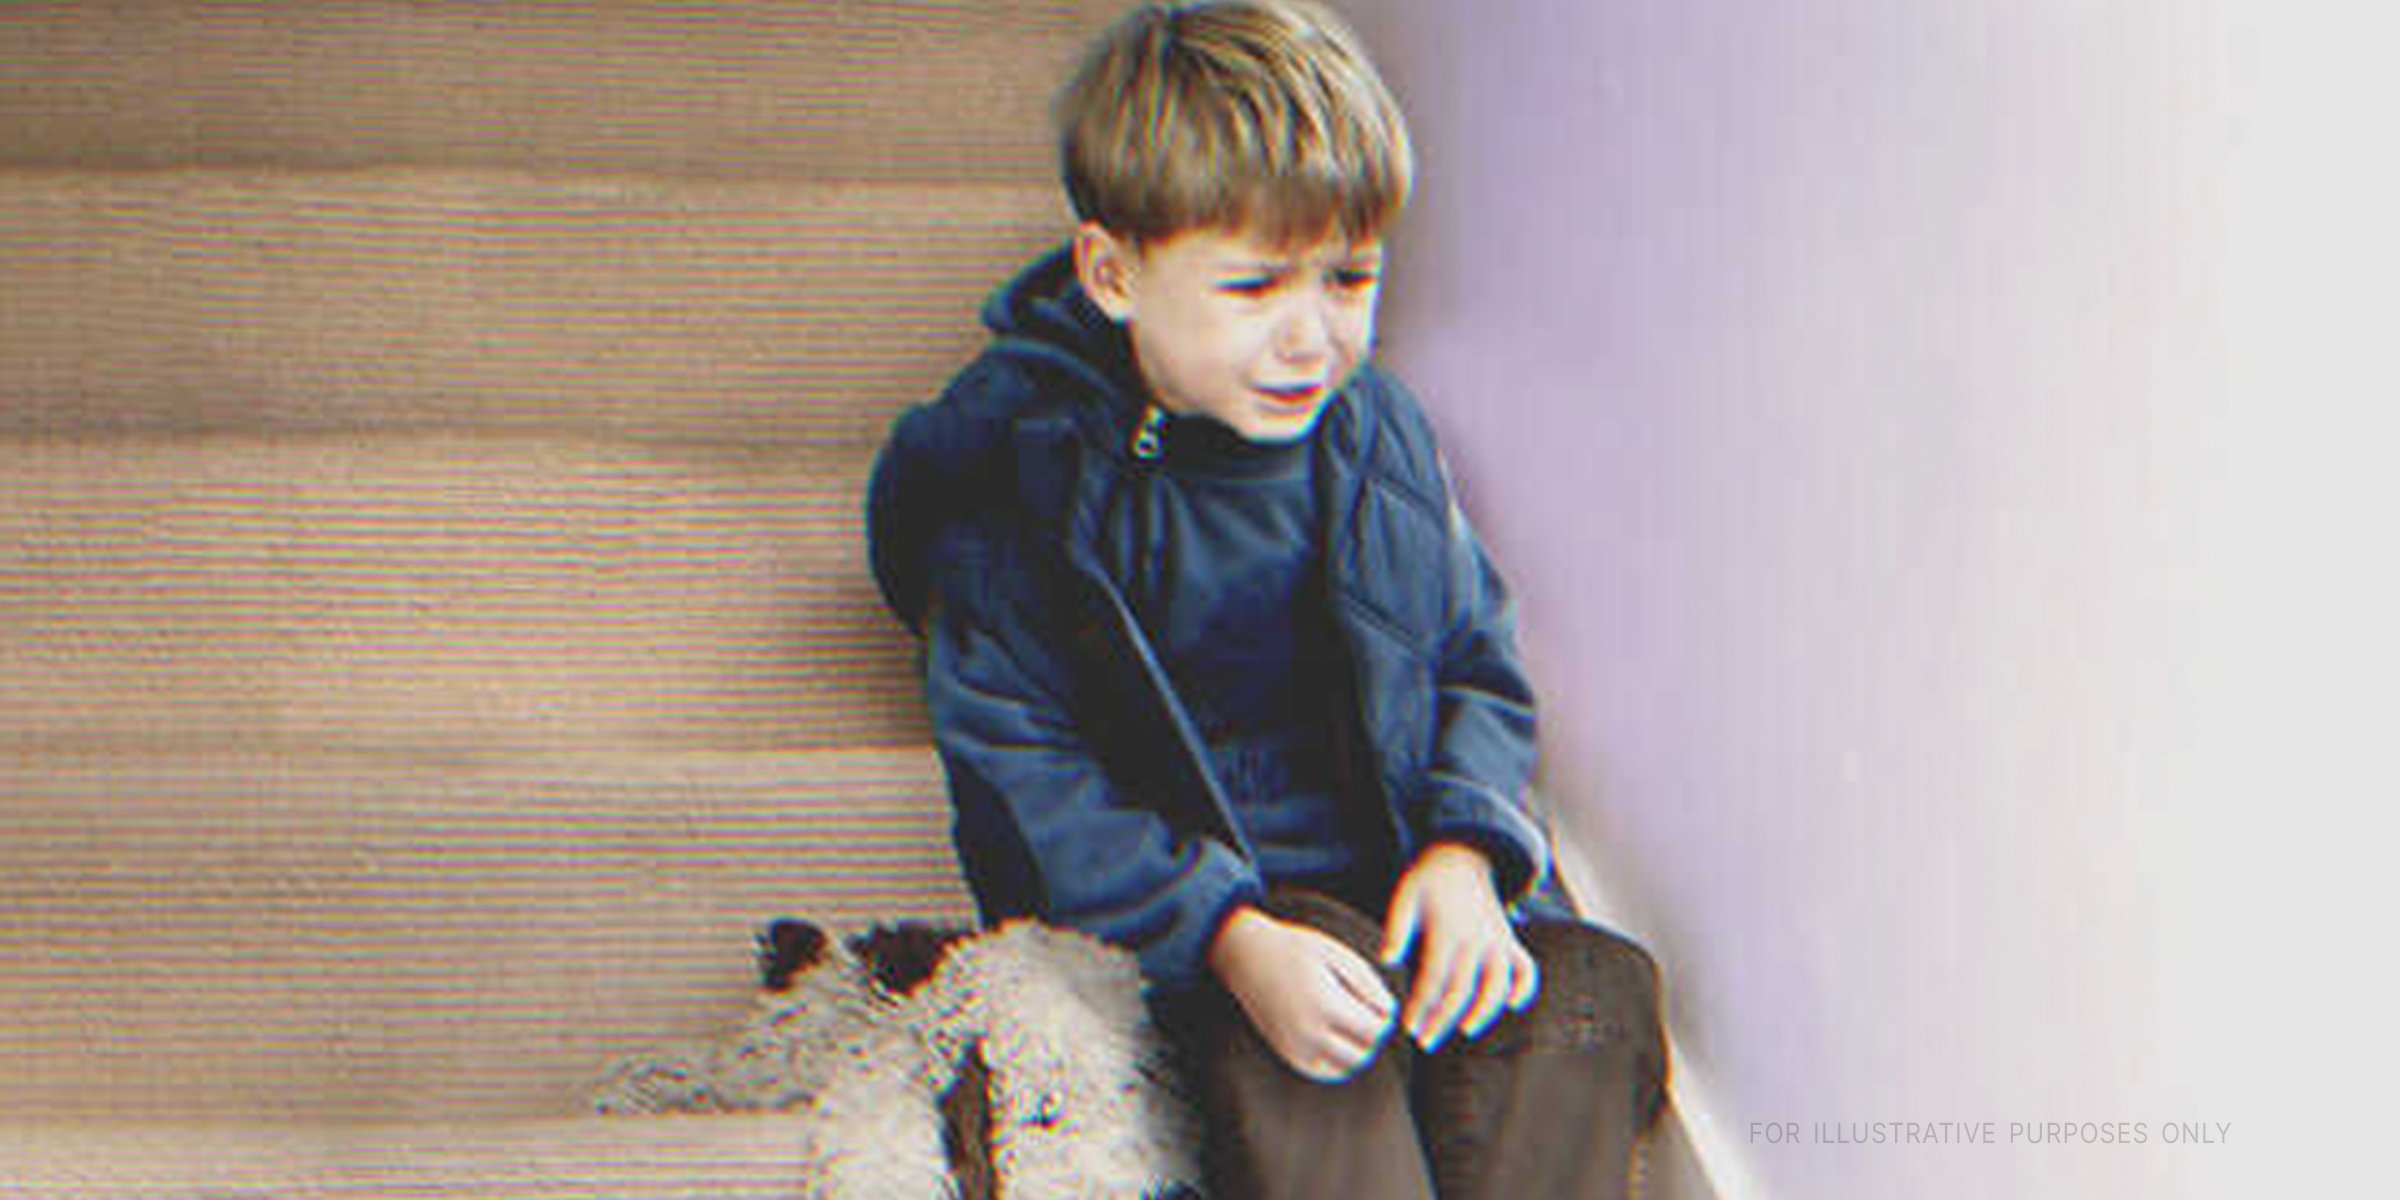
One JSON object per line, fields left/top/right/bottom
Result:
{"left": 594, "top": 918, "right": 1204, "bottom": 1200}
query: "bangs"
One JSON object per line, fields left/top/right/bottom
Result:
{"left": 1059, "top": 1, "right": 1413, "bottom": 247}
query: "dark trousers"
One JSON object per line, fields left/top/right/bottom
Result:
{"left": 1159, "top": 889, "right": 1668, "bottom": 1200}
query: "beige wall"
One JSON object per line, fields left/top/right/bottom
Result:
{"left": 1344, "top": 1, "right": 2394, "bottom": 1195}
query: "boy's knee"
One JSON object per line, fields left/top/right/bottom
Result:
{"left": 1523, "top": 922, "right": 1661, "bottom": 1032}
{"left": 1515, "top": 921, "right": 1669, "bottom": 1126}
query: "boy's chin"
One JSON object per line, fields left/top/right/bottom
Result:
{"left": 1230, "top": 399, "right": 1330, "bottom": 444}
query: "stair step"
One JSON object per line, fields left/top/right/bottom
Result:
{"left": 0, "top": 0, "right": 1121, "bottom": 180}
{"left": 0, "top": 171, "right": 1062, "bottom": 441}
{"left": 0, "top": 745, "right": 974, "bottom": 1119}
{"left": 2, "top": 432, "right": 926, "bottom": 754}
{"left": 0, "top": 1115, "right": 846, "bottom": 1199}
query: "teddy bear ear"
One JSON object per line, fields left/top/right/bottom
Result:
{"left": 847, "top": 921, "right": 973, "bottom": 997}
{"left": 756, "top": 918, "right": 828, "bottom": 992}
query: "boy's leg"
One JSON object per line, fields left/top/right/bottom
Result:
{"left": 1412, "top": 919, "right": 1668, "bottom": 1200}
{"left": 1159, "top": 888, "right": 1437, "bottom": 1200}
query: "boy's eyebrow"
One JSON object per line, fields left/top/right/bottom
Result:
{"left": 1212, "top": 247, "right": 1385, "bottom": 272}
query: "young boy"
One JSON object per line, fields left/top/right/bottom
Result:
{"left": 868, "top": 3, "right": 1665, "bottom": 1195}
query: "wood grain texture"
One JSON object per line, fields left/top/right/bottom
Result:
{"left": 0, "top": 172, "right": 1065, "bottom": 441}
{"left": 0, "top": 746, "right": 971, "bottom": 1119}
{"left": 0, "top": 1115, "right": 856, "bottom": 1197}
{"left": 0, "top": 0, "right": 1120, "bottom": 1139}
{"left": 0, "top": 0, "right": 1124, "bottom": 179}
{"left": 3, "top": 434, "right": 929, "bottom": 753}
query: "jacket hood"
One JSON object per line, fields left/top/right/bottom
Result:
{"left": 867, "top": 243, "right": 1138, "bottom": 633}
{"left": 978, "top": 243, "right": 1145, "bottom": 410}
{"left": 982, "top": 244, "right": 1096, "bottom": 345}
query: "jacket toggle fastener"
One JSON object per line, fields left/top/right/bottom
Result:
{"left": 1130, "top": 403, "right": 1168, "bottom": 462}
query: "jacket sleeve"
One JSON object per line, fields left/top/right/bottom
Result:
{"left": 1411, "top": 458, "right": 1554, "bottom": 907}
{"left": 921, "top": 530, "right": 1264, "bottom": 992}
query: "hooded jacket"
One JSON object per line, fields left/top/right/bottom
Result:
{"left": 867, "top": 246, "right": 1558, "bottom": 990}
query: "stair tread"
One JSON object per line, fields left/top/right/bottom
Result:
{"left": 0, "top": 1114, "right": 860, "bottom": 1197}
{"left": 2, "top": 433, "right": 927, "bottom": 752}
{"left": 0, "top": 170, "right": 1060, "bottom": 441}
{"left": 0, "top": 0, "right": 1118, "bottom": 1135}
{"left": 0, "top": 744, "right": 975, "bottom": 1121}
{"left": 0, "top": 0, "right": 1121, "bottom": 180}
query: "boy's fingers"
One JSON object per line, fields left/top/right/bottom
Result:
{"left": 1292, "top": 1043, "right": 1353, "bottom": 1083}
{"left": 1326, "top": 943, "right": 1397, "bottom": 1021}
{"left": 1508, "top": 946, "right": 1541, "bottom": 1010}
{"left": 1402, "top": 934, "right": 1457, "bottom": 1039}
{"left": 1317, "top": 959, "right": 1392, "bottom": 1042}
{"left": 1314, "top": 1049, "right": 1367, "bottom": 1082}
{"left": 1309, "top": 971, "right": 1389, "bottom": 1078}
{"left": 1380, "top": 885, "right": 1422, "bottom": 966}
{"left": 1459, "top": 955, "right": 1512, "bottom": 1039}
{"left": 1419, "top": 956, "right": 1483, "bottom": 1052}
{"left": 1326, "top": 1022, "right": 1382, "bottom": 1079}
{"left": 1263, "top": 1001, "right": 1362, "bottom": 1083}
{"left": 1325, "top": 995, "right": 1390, "bottom": 1060}
{"left": 1410, "top": 941, "right": 1477, "bottom": 1050}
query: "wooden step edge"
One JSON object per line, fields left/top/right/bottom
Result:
{"left": 0, "top": 741, "right": 943, "bottom": 786}
{"left": 0, "top": 161, "right": 1071, "bottom": 204}
{"left": 0, "top": 422, "right": 898, "bottom": 465}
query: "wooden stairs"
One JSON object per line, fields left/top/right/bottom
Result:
{"left": 0, "top": 2, "right": 1119, "bottom": 1192}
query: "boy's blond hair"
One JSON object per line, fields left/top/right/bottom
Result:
{"left": 1056, "top": 0, "right": 1413, "bottom": 248}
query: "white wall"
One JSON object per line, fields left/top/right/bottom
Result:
{"left": 1344, "top": 2, "right": 2398, "bottom": 1196}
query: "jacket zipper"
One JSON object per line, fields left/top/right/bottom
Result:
{"left": 1129, "top": 402, "right": 1168, "bottom": 608}
{"left": 1130, "top": 402, "right": 1168, "bottom": 461}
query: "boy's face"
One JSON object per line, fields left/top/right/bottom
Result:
{"left": 1076, "top": 223, "right": 1384, "bottom": 444}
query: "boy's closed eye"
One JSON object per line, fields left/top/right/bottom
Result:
{"left": 1213, "top": 259, "right": 1302, "bottom": 296}
{"left": 1214, "top": 265, "right": 1382, "bottom": 298}
{"left": 1331, "top": 266, "right": 1380, "bottom": 292}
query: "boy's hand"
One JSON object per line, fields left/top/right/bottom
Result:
{"left": 1208, "top": 905, "right": 1398, "bottom": 1082}
{"left": 1381, "top": 842, "right": 1539, "bottom": 1052}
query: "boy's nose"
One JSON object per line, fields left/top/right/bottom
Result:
{"left": 1272, "top": 297, "right": 1333, "bottom": 363}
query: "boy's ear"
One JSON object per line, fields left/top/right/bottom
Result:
{"left": 1073, "top": 222, "right": 1139, "bottom": 323}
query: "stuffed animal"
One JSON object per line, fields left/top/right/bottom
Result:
{"left": 595, "top": 918, "right": 1205, "bottom": 1200}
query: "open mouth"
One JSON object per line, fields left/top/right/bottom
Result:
{"left": 1252, "top": 382, "right": 1327, "bottom": 411}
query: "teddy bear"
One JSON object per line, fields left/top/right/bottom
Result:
{"left": 594, "top": 917, "right": 1205, "bottom": 1200}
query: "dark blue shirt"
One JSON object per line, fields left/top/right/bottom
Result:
{"left": 1101, "top": 412, "right": 1392, "bottom": 910}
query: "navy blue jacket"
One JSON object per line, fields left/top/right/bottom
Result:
{"left": 867, "top": 247, "right": 1559, "bottom": 990}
